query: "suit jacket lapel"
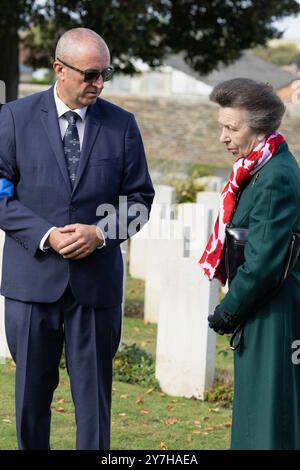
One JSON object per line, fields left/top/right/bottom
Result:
{"left": 72, "top": 101, "right": 102, "bottom": 194}
{"left": 40, "top": 88, "right": 72, "bottom": 194}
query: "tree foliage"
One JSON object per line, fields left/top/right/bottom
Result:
{"left": 163, "top": 0, "right": 300, "bottom": 74}
{"left": 1, "top": 0, "right": 300, "bottom": 101}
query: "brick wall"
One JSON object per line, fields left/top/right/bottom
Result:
{"left": 105, "top": 92, "right": 300, "bottom": 166}
{"left": 18, "top": 84, "right": 300, "bottom": 167}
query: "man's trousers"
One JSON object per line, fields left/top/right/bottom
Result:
{"left": 5, "top": 284, "right": 122, "bottom": 450}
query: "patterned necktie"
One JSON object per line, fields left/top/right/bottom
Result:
{"left": 63, "top": 111, "right": 81, "bottom": 187}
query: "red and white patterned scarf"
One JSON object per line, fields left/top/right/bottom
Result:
{"left": 199, "top": 132, "right": 285, "bottom": 285}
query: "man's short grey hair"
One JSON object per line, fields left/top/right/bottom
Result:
{"left": 55, "top": 28, "right": 109, "bottom": 61}
{"left": 210, "top": 78, "right": 286, "bottom": 135}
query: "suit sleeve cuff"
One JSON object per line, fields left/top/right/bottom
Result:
{"left": 39, "top": 227, "right": 57, "bottom": 252}
{"left": 96, "top": 226, "right": 106, "bottom": 249}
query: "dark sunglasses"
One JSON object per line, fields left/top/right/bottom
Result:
{"left": 56, "top": 57, "right": 114, "bottom": 83}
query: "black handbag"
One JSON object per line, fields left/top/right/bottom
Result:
{"left": 224, "top": 223, "right": 300, "bottom": 349}
{"left": 225, "top": 225, "right": 249, "bottom": 285}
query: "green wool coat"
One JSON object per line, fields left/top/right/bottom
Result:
{"left": 219, "top": 142, "right": 300, "bottom": 450}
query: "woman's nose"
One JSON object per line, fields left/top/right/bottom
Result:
{"left": 220, "top": 128, "right": 230, "bottom": 144}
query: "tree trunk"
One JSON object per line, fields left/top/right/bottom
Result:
{"left": 0, "top": 29, "right": 19, "bottom": 102}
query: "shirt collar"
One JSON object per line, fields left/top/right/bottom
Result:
{"left": 54, "top": 81, "right": 88, "bottom": 121}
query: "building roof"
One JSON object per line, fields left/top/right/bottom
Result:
{"left": 165, "top": 51, "right": 296, "bottom": 89}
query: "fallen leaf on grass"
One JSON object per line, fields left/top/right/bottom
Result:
{"left": 193, "top": 424, "right": 202, "bottom": 429}
{"left": 2, "top": 418, "right": 11, "bottom": 424}
{"left": 165, "top": 417, "right": 178, "bottom": 425}
{"left": 209, "top": 407, "right": 220, "bottom": 413}
{"left": 136, "top": 396, "right": 143, "bottom": 405}
{"left": 166, "top": 404, "right": 174, "bottom": 412}
{"left": 57, "top": 398, "right": 65, "bottom": 404}
{"left": 203, "top": 417, "right": 210, "bottom": 422}
{"left": 55, "top": 407, "right": 65, "bottom": 412}
{"left": 213, "top": 423, "right": 231, "bottom": 430}
{"left": 140, "top": 408, "right": 151, "bottom": 415}
{"left": 187, "top": 434, "right": 193, "bottom": 443}
{"left": 160, "top": 442, "right": 168, "bottom": 450}
{"left": 145, "top": 388, "right": 154, "bottom": 395}
{"left": 223, "top": 421, "right": 232, "bottom": 428}
{"left": 129, "top": 289, "right": 136, "bottom": 294}
{"left": 192, "top": 420, "right": 201, "bottom": 426}
{"left": 118, "top": 413, "right": 127, "bottom": 417}
{"left": 120, "top": 394, "right": 129, "bottom": 399}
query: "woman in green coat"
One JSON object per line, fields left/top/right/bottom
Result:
{"left": 200, "top": 78, "right": 300, "bottom": 450}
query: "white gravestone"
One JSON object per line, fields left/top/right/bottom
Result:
{"left": 178, "top": 203, "right": 208, "bottom": 261}
{"left": 129, "top": 204, "right": 162, "bottom": 280}
{"left": 196, "top": 193, "right": 229, "bottom": 294}
{"left": 144, "top": 200, "right": 220, "bottom": 324}
{"left": 0, "top": 230, "right": 10, "bottom": 360}
{"left": 121, "top": 240, "right": 128, "bottom": 318}
{"left": 196, "top": 192, "right": 219, "bottom": 243}
{"left": 196, "top": 191, "right": 220, "bottom": 211}
{"left": 118, "top": 240, "right": 128, "bottom": 349}
{"left": 129, "top": 185, "right": 176, "bottom": 280}
{"left": 144, "top": 219, "right": 184, "bottom": 323}
{"left": 196, "top": 176, "right": 225, "bottom": 193}
{"left": 153, "top": 185, "right": 176, "bottom": 214}
{"left": 155, "top": 258, "right": 219, "bottom": 399}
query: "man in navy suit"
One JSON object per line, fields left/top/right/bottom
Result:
{"left": 0, "top": 28, "right": 154, "bottom": 450}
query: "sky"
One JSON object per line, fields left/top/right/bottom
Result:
{"left": 273, "top": 11, "right": 300, "bottom": 39}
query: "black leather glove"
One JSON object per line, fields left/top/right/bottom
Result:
{"left": 208, "top": 305, "right": 236, "bottom": 335}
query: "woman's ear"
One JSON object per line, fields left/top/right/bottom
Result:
{"left": 257, "top": 134, "right": 266, "bottom": 142}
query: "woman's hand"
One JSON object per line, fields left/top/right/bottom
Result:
{"left": 208, "top": 305, "right": 236, "bottom": 335}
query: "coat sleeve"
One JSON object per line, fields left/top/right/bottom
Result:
{"left": 219, "top": 167, "right": 299, "bottom": 324}
{"left": 96, "top": 114, "right": 154, "bottom": 251}
{"left": 0, "top": 104, "right": 54, "bottom": 256}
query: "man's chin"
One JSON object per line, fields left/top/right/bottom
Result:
{"left": 82, "top": 94, "right": 99, "bottom": 105}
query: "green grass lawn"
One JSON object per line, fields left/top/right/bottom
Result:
{"left": 0, "top": 276, "right": 233, "bottom": 450}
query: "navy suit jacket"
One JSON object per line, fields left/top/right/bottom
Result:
{"left": 0, "top": 87, "right": 154, "bottom": 307}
